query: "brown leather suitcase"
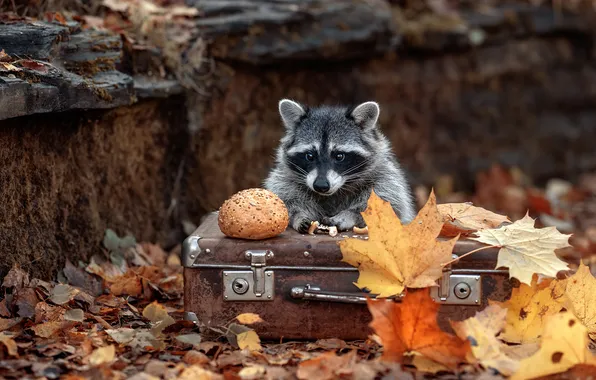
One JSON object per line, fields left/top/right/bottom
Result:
{"left": 182, "top": 212, "right": 514, "bottom": 341}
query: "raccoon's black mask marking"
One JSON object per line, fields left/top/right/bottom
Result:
{"left": 286, "top": 150, "right": 368, "bottom": 180}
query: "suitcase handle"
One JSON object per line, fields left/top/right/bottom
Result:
{"left": 290, "top": 285, "right": 404, "bottom": 304}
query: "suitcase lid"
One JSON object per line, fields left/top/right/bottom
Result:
{"left": 182, "top": 212, "right": 501, "bottom": 270}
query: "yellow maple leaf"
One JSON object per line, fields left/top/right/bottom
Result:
{"left": 235, "top": 313, "right": 264, "bottom": 325}
{"left": 469, "top": 213, "right": 570, "bottom": 285}
{"left": 451, "top": 304, "right": 519, "bottom": 375}
{"left": 562, "top": 261, "right": 596, "bottom": 339}
{"left": 339, "top": 190, "right": 458, "bottom": 297}
{"left": 237, "top": 330, "right": 262, "bottom": 351}
{"left": 490, "top": 274, "right": 567, "bottom": 344}
{"left": 511, "top": 311, "right": 596, "bottom": 380}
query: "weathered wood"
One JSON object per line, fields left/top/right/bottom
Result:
{"left": 0, "top": 21, "right": 69, "bottom": 59}
{"left": 0, "top": 18, "right": 182, "bottom": 121}
{"left": 190, "top": 0, "right": 398, "bottom": 64}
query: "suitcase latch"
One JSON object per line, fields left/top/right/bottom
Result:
{"left": 222, "top": 250, "right": 275, "bottom": 302}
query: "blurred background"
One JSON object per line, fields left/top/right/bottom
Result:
{"left": 0, "top": 0, "right": 595, "bottom": 278}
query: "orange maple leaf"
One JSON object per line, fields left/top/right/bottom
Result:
{"left": 367, "top": 289, "right": 471, "bottom": 370}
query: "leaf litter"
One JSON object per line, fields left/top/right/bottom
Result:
{"left": 0, "top": 168, "right": 594, "bottom": 379}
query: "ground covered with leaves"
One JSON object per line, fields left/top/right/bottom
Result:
{"left": 0, "top": 165, "right": 595, "bottom": 380}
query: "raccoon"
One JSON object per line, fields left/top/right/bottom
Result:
{"left": 263, "top": 99, "right": 417, "bottom": 233}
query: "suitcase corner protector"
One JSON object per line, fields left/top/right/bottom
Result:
{"left": 182, "top": 234, "right": 202, "bottom": 268}
{"left": 183, "top": 311, "right": 199, "bottom": 324}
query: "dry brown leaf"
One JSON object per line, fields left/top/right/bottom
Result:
{"left": 470, "top": 213, "right": 571, "bottom": 285}
{"left": 88, "top": 345, "right": 116, "bottom": 366}
{"left": 451, "top": 304, "right": 519, "bottom": 375}
{"left": 183, "top": 350, "right": 209, "bottom": 365}
{"left": 235, "top": 313, "right": 264, "bottom": 325}
{"left": 367, "top": 289, "right": 471, "bottom": 370}
{"left": 142, "top": 301, "right": 175, "bottom": 336}
{"left": 2, "top": 265, "right": 30, "bottom": 290}
{"left": 340, "top": 190, "right": 458, "bottom": 297}
{"left": 563, "top": 261, "right": 596, "bottom": 339}
{"left": 438, "top": 202, "right": 510, "bottom": 237}
{"left": 237, "top": 365, "right": 266, "bottom": 380}
{"left": 510, "top": 312, "right": 596, "bottom": 380}
{"left": 0, "top": 318, "right": 22, "bottom": 332}
{"left": 296, "top": 351, "right": 357, "bottom": 380}
{"left": 31, "top": 320, "right": 66, "bottom": 338}
{"left": 490, "top": 275, "right": 567, "bottom": 344}
{"left": 110, "top": 270, "right": 143, "bottom": 296}
{"left": 177, "top": 365, "right": 222, "bottom": 380}
{"left": 0, "top": 332, "right": 19, "bottom": 357}
{"left": 50, "top": 284, "right": 80, "bottom": 305}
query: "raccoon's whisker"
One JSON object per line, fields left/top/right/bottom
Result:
{"left": 340, "top": 160, "right": 373, "bottom": 176}
{"left": 287, "top": 161, "right": 308, "bottom": 175}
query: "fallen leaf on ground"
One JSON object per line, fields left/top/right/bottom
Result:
{"left": 64, "top": 309, "right": 85, "bottom": 322}
{"left": 237, "top": 330, "right": 262, "bottom": 352}
{"left": 50, "top": 284, "right": 80, "bottom": 305}
{"left": 438, "top": 203, "right": 510, "bottom": 237}
{"left": 110, "top": 270, "right": 143, "bottom": 297}
{"left": 0, "top": 318, "right": 22, "bottom": 332}
{"left": 510, "top": 312, "right": 596, "bottom": 380}
{"left": 142, "top": 302, "right": 175, "bottom": 336}
{"left": 470, "top": 213, "right": 571, "bottom": 285}
{"left": 62, "top": 259, "right": 103, "bottom": 297}
{"left": 31, "top": 320, "right": 68, "bottom": 338}
{"left": 177, "top": 365, "right": 222, "bottom": 380}
{"left": 296, "top": 350, "right": 356, "bottom": 380}
{"left": 237, "top": 364, "right": 266, "bottom": 379}
{"left": 18, "top": 60, "right": 48, "bottom": 73}
{"left": 490, "top": 275, "right": 566, "bottom": 344}
{"left": 367, "top": 289, "right": 471, "bottom": 369}
{"left": 175, "top": 333, "right": 202, "bottom": 347}
{"left": 340, "top": 190, "right": 458, "bottom": 297}
{"left": 87, "top": 345, "right": 116, "bottom": 366}
{"left": 562, "top": 261, "right": 596, "bottom": 339}
{"left": 106, "top": 328, "right": 136, "bottom": 344}
{"left": 2, "top": 265, "right": 30, "bottom": 290}
{"left": 451, "top": 304, "right": 518, "bottom": 375}
{"left": 236, "top": 313, "right": 264, "bottom": 325}
{"left": 0, "top": 332, "right": 18, "bottom": 357}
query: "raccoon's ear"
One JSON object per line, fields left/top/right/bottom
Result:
{"left": 350, "top": 101, "right": 380, "bottom": 131}
{"left": 278, "top": 99, "right": 306, "bottom": 130}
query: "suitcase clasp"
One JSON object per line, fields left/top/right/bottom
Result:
{"left": 222, "top": 250, "right": 275, "bottom": 302}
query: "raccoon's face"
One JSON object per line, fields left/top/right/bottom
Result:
{"left": 277, "top": 99, "right": 380, "bottom": 196}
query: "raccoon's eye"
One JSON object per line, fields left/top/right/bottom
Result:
{"left": 334, "top": 153, "right": 345, "bottom": 162}
{"left": 305, "top": 152, "right": 315, "bottom": 161}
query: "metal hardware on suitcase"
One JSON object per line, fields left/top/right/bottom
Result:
{"left": 183, "top": 212, "right": 514, "bottom": 341}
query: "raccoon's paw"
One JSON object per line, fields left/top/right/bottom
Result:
{"left": 326, "top": 211, "right": 364, "bottom": 232}
{"left": 292, "top": 218, "right": 313, "bottom": 234}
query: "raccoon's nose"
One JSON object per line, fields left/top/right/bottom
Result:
{"left": 313, "top": 177, "right": 330, "bottom": 193}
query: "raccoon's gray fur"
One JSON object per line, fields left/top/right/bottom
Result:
{"left": 263, "top": 99, "right": 417, "bottom": 233}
